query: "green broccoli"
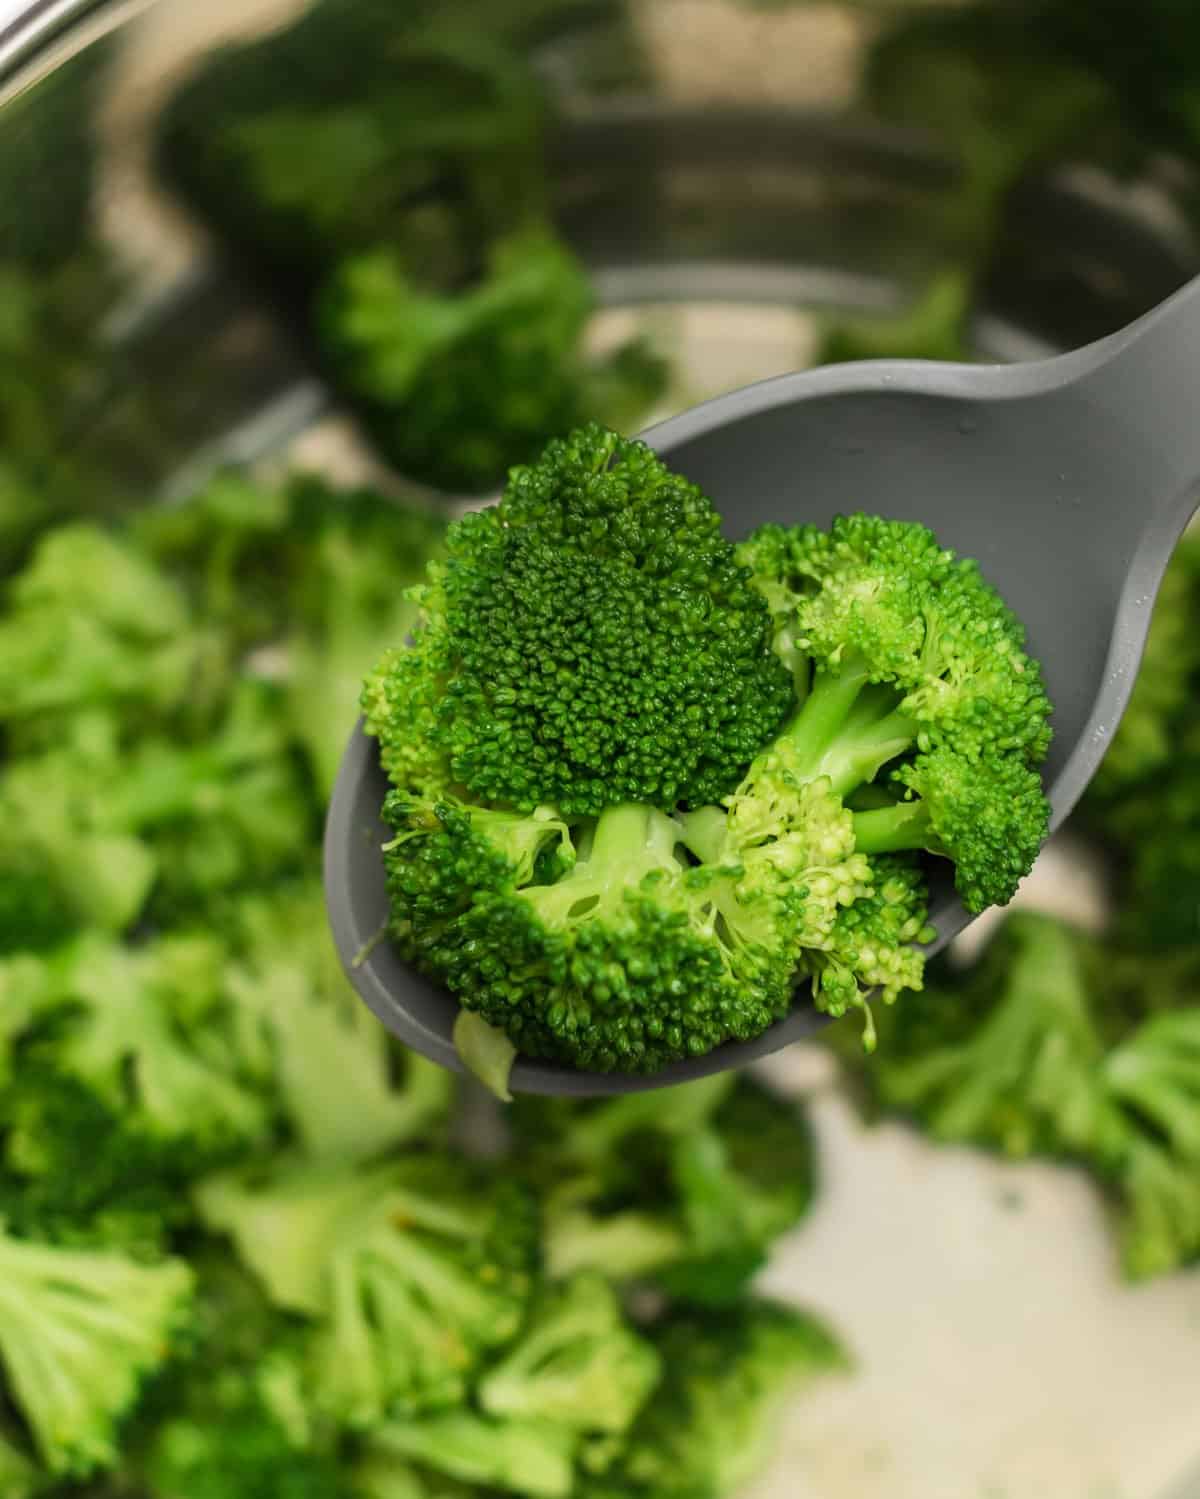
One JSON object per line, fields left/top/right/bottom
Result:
{"left": 368, "top": 431, "right": 1050, "bottom": 1071}
{"left": 515, "top": 1076, "right": 814, "bottom": 1302}
{"left": 362, "top": 1412, "right": 576, "bottom": 1499}
{"left": 365, "top": 425, "right": 792, "bottom": 814}
{"left": 0, "top": 525, "right": 197, "bottom": 747}
{"left": 20, "top": 931, "right": 269, "bottom": 1158}
{"left": 1101, "top": 1009, "right": 1200, "bottom": 1278}
{"left": 0, "top": 1225, "right": 193, "bottom": 1476}
{"left": 841, "top": 913, "right": 1121, "bottom": 1160}
{"left": 222, "top": 884, "right": 452, "bottom": 1161}
{"left": 817, "top": 269, "right": 974, "bottom": 368}
{"left": 319, "top": 231, "right": 668, "bottom": 494}
{"left": 478, "top": 1274, "right": 661, "bottom": 1435}
{"left": 583, "top": 1299, "right": 848, "bottom": 1499}
{"left": 196, "top": 1153, "right": 537, "bottom": 1426}
{"left": 280, "top": 475, "right": 447, "bottom": 798}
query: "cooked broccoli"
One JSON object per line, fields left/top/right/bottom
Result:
{"left": 280, "top": 475, "right": 447, "bottom": 798}
{"left": 364, "top": 1412, "right": 576, "bottom": 1499}
{"left": 0, "top": 525, "right": 197, "bottom": 746}
{"left": 319, "top": 231, "right": 668, "bottom": 494}
{"left": 582, "top": 1299, "right": 849, "bottom": 1499}
{"left": 368, "top": 433, "right": 1050, "bottom": 1070}
{"left": 515, "top": 1075, "right": 814, "bottom": 1302}
{"left": 841, "top": 913, "right": 1121, "bottom": 1160}
{"left": 39, "top": 932, "right": 268, "bottom": 1155}
{"left": 222, "top": 884, "right": 452, "bottom": 1161}
{"left": 0, "top": 1225, "right": 193, "bottom": 1476}
{"left": 478, "top": 1274, "right": 661, "bottom": 1435}
{"left": 196, "top": 1153, "right": 537, "bottom": 1426}
{"left": 364, "top": 424, "right": 792, "bottom": 814}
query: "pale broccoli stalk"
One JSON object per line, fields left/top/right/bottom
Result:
{"left": 478, "top": 1274, "right": 661, "bottom": 1435}
{"left": 0, "top": 1226, "right": 193, "bottom": 1476}
{"left": 225, "top": 886, "right": 452, "bottom": 1161}
{"left": 364, "top": 1412, "right": 577, "bottom": 1499}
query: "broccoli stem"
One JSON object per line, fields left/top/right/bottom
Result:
{"left": 852, "top": 800, "right": 935, "bottom": 855}
{"left": 776, "top": 661, "right": 917, "bottom": 798}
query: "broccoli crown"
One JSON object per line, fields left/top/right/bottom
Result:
{"left": 478, "top": 1273, "right": 661, "bottom": 1436}
{"left": 738, "top": 513, "right": 1052, "bottom": 912}
{"left": 588, "top": 1300, "right": 848, "bottom": 1499}
{"left": 0, "top": 1226, "right": 193, "bottom": 1476}
{"left": 410, "top": 801, "right": 801, "bottom": 1074}
{"left": 851, "top": 912, "right": 1121, "bottom": 1159}
{"left": 364, "top": 423, "right": 792, "bottom": 815}
{"left": 512, "top": 1076, "right": 814, "bottom": 1305}
{"left": 196, "top": 1153, "right": 538, "bottom": 1427}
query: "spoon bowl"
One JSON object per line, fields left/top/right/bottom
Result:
{"left": 325, "top": 276, "right": 1200, "bottom": 1095}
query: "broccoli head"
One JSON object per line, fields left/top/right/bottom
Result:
{"left": 363, "top": 1411, "right": 576, "bottom": 1499}
{"left": 363, "top": 423, "right": 792, "bottom": 815}
{"left": 196, "top": 1152, "right": 537, "bottom": 1426}
{"left": 478, "top": 1273, "right": 661, "bottom": 1436}
{"left": 584, "top": 1299, "right": 848, "bottom": 1499}
{"left": 0, "top": 1225, "right": 193, "bottom": 1476}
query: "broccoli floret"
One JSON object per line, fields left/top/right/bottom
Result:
{"left": 320, "top": 231, "right": 668, "bottom": 495}
{"left": 222, "top": 885, "right": 452, "bottom": 1161}
{"left": 0, "top": 525, "right": 198, "bottom": 745}
{"left": 478, "top": 1274, "right": 661, "bottom": 1436}
{"left": 1101, "top": 1010, "right": 1200, "bottom": 1278}
{"left": 280, "top": 475, "right": 446, "bottom": 798}
{"left": 585, "top": 1299, "right": 848, "bottom": 1499}
{"left": 196, "top": 1153, "right": 537, "bottom": 1426}
{"left": 28, "top": 932, "right": 269, "bottom": 1157}
{"left": 515, "top": 1076, "right": 814, "bottom": 1302}
{"left": 100, "top": 680, "right": 314, "bottom": 919}
{"left": 846, "top": 913, "right": 1121, "bottom": 1159}
{"left": 0, "top": 1224, "right": 193, "bottom": 1476}
{"left": 363, "top": 423, "right": 791, "bottom": 814}
{"left": 369, "top": 442, "right": 1049, "bottom": 1071}
{"left": 737, "top": 514, "right": 1052, "bottom": 912}
{"left": 0, "top": 739, "right": 158, "bottom": 936}
{"left": 363, "top": 1412, "right": 576, "bottom": 1499}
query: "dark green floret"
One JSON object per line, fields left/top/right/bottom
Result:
{"left": 363, "top": 422, "right": 794, "bottom": 816}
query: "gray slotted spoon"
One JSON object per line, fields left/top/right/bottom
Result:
{"left": 324, "top": 274, "right": 1200, "bottom": 1097}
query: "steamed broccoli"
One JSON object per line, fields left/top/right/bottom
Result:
{"left": 367, "top": 427, "right": 1051, "bottom": 1071}
{"left": 365, "top": 425, "right": 792, "bottom": 814}
{"left": 582, "top": 1299, "right": 848, "bottom": 1499}
{"left": 222, "top": 884, "right": 452, "bottom": 1162}
{"left": 0, "top": 1427, "right": 34, "bottom": 1499}
{"left": 514, "top": 1075, "right": 814, "bottom": 1303}
{"left": 0, "top": 1225, "right": 193, "bottom": 1476}
{"left": 839, "top": 913, "right": 1121, "bottom": 1160}
{"left": 364, "top": 1413, "right": 576, "bottom": 1499}
{"left": 196, "top": 1153, "right": 537, "bottom": 1426}
{"left": 319, "top": 231, "right": 668, "bottom": 494}
{"left": 478, "top": 1274, "right": 661, "bottom": 1435}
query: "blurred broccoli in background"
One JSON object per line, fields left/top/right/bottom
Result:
{"left": 0, "top": 444, "right": 842, "bottom": 1496}
{"left": 156, "top": 0, "right": 666, "bottom": 494}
